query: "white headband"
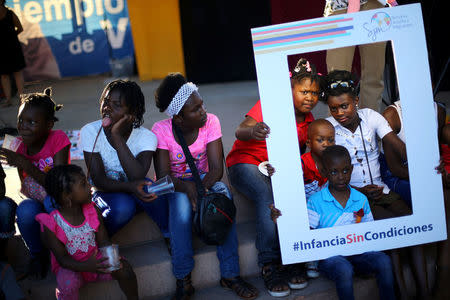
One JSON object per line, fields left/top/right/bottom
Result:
{"left": 164, "top": 82, "right": 198, "bottom": 117}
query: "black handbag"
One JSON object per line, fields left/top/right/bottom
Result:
{"left": 173, "top": 124, "right": 236, "bottom": 245}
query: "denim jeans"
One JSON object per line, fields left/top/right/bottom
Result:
{"left": 159, "top": 176, "right": 240, "bottom": 279}
{"left": 0, "top": 197, "right": 17, "bottom": 239}
{"left": 319, "top": 251, "right": 395, "bottom": 300}
{"left": 16, "top": 196, "right": 55, "bottom": 256}
{"left": 379, "top": 153, "right": 412, "bottom": 208}
{"left": 228, "top": 163, "right": 280, "bottom": 266}
{"left": 94, "top": 191, "right": 169, "bottom": 238}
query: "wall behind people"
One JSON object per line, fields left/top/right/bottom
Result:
{"left": 6, "top": 0, "right": 135, "bottom": 81}
{"left": 179, "top": 0, "right": 271, "bottom": 84}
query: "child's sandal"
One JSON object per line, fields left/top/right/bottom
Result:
{"left": 220, "top": 276, "right": 258, "bottom": 300}
{"left": 287, "top": 263, "right": 308, "bottom": 289}
{"left": 262, "top": 264, "right": 290, "bottom": 297}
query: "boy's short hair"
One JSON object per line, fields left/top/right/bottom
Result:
{"left": 307, "top": 119, "right": 334, "bottom": 139}
{"left": 322, "top": 145, "right": 351, "bottom": 165}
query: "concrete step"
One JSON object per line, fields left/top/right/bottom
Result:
{"left": 145, "top": 275, "right": 380, "bottom": 300}
{"left": 16, "top": 222, "right": 259, "bottom": 300}
{"left": 9, "top": 223, "right": 440, "bottom": 300}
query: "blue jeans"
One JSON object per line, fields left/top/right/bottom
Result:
{"left": 319, "top": 251, "right": 395, "bottom": 300}
{"left": 228, "top": 163, "right": 280, "bottom": 266}
{"left": 379, "top": 153, "right": 412, "bottom": 208}
{"left": 16, "top": 196, "right": 55, "bottom": 256}
{"left": 0, "top": 197, "right": 17, "bottom": 239}
{"left": 159, "top": 177, "right": 240, "bottom": 279}
{"left": 95, "top": 191, "right": 169, "bottom": 237}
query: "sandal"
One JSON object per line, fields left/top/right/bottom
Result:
{"left": 220, "top": 276, "right": 259, "bottom": 300}
{"left": 287, "top": 263, "right": 308, "bottom": 289}
{"left": 305, "top": 261, "right": 320, "bottom": 279}
{"left": 261, "top": 263, "right": 290, "bottom": 297}
{"left": 172, "top": 273, "right": 195, "bottom": 300}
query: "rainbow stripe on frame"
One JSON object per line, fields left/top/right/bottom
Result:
{"left": 252, "top": 17, "right": 354, "bottom": 55}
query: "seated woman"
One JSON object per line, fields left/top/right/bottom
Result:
{"left": 80, "top": 79, "right": 168, "bottom": 239}
{"left": 152, "top": 73, "right": 258, "bottom": 300}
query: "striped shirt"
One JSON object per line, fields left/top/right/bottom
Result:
{"left": 307, "top": 185, "right": 373, "bottom": 229}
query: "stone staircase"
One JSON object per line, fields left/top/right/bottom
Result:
{"left": 7, "top": 168, "right": 388, "bottom": 300}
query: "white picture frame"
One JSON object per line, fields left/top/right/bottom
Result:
{"left": 251, "top": 4, "right": 447, "bottom": 264}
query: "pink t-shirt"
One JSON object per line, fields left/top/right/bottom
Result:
{"left": 35, "top": 203, "right": 111, "bottom": 282}
{"left": 16, "top": 130, "right": 71, "bottom": 201}
{"left": 151, "top": 113, "right": 222, "bottom": 179}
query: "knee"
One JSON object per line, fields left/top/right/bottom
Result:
{"left": 16, "top": 199, "right": 42, "bottom": 224}
{"left": 106, "top": 194, "right": 136, "bottom": 225}
{"left": 373, "top": 252, "right": 393, "bottom": 276}
{"left": 56, "top": 269, "right": 83, "bottom": 293}
{"left": 322, "top": 256, "right": 354, "bottom": 280}
{"left": 0, "top": 197, "right": 17, "bottom": 217}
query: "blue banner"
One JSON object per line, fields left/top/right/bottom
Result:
{"left": 6, "top": 0, "right": 135, "bottom": 80}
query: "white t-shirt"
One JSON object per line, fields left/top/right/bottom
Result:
{"left": 327, "top": 108, "right": 392, "bottom": 193}
{"left": 80, "top": 120, "right": 157, "bottom": 182}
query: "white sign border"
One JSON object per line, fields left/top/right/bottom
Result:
{"left": 251, "top": 4, "right": 447, "bottom": 264}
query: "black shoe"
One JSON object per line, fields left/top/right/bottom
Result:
{"left": 172, "top": 273, "right": 195, "bottom": 300}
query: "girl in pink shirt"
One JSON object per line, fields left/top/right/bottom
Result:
{"left": 0, "top": 87, "right": 70, "bottom": 279}
{"left": 36, "top": 165, "right": 138, "bottom": 300}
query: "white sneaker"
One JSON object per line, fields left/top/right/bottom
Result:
{"left": 305, "top": 261, "right": 320, "bottom": 279}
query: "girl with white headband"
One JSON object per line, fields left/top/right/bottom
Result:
{"left": 152, "top": 73, "right": 258, "bottom": 300}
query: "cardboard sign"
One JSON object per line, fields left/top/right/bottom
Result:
{"left": 251, "top": 4, "right": 446, "bottom": 264}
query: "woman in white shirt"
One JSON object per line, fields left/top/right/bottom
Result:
{"left": 80, "top": 80, "right": 169, "bottom": 239}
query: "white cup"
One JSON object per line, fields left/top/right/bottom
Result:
{"left": 144, "top": 175, "right": 175, "bottom": 196}
{"left": 99, "top": 244, "right": 120, "bottom": 272}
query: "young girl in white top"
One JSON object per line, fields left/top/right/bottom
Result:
{"left": 80, "top": 80, "right": 168, "bottom": 239}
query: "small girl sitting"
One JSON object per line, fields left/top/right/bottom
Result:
{"left": 226, "top": 58, "right": 323, "bottom": 297}
{"left": 36, "top": 165, "right": 138, "bottom": 300}
{"left": 0, "top": 88, "right": 71, "bottom": 279}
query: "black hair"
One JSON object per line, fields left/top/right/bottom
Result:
{"left": 322, "top": 145, "right": 351, "bottom": 166}
{"left": 100, "top": 79, "right": 146, "bottom": 128}
{"left": 307, "top": 119, "right": 334, "bottom": 139}
{"left": 21, "top": 87, "right": 63, "bottom": 122}
{"left": 325, "top": 70, "right": 359, "bottom": 100}
{"left": 290, "top": 58, "right": 325, "bottom": 100}
{"left": 154, "top": 73, "right": 187, "bottom": 113}
{"left": 44, "top": 165, "right": 86, "bottom": 207}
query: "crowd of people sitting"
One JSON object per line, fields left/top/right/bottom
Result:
{"left": 0, "top": 57, "right": 449, "bottom": 300}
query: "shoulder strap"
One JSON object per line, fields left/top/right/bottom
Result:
{"left": 173, "top": 124, "right": 206, "bottom": 198}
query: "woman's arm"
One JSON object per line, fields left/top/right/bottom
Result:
{"left": 41, "top": 227, "right": 107, "bottom": 273}
{"left": 382, "top": 132, "right": 409, "bottom": 180}
{"left": 382, "top": 107, "right": 409, "bottom": 179}
{"left": 0, "top": 145, "right": 70, "bottom": 186}
{"left": 84, "top": 151, "right": 156, "bottom": 202}
{"left": 108, "top": 115, "right": 152, "bottom": 180}
{"left": 94, "top": 208, "right": 111, "bottom": 248}
{"left": 235, "top": 116, "right": 270, "bottom": 141}
{"left": 202, "top": 138, "right": 224, "bottom": 190}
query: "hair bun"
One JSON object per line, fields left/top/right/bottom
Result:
{"left": 44, "top": 87, "right": 52, "bottom": 97}
{"left": 293, "top": 58, "right": 313, "bottom": 74}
